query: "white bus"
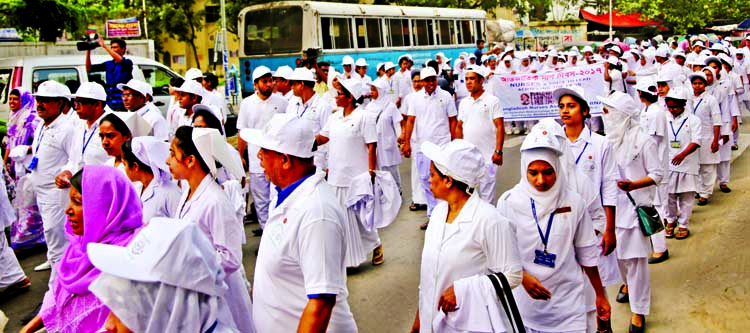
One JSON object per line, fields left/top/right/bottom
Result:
{"left": 238, "top": 1, "right": 486, "bottom": 95}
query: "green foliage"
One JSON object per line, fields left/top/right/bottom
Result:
{"left": 146, "top": 0, "right": 203, "bottom": 69}
{"left": 617, "top": 0, "right": 750, "bottom": 34}
{"left": 0, "top": 0, "right": 88, "bottom": 41}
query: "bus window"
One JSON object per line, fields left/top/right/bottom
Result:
{"left": 475, "top": 20, "right": 485, "bottom": 41}
{"left": 459, "top": 20, "right": 473, "bottom": 44}
{"left": 413, "top": 19, "right": 435, "bottom": 46}
{"left": 387, "top": 19, "right": 410, "bottom": 47}
{"left": 244, "top": 6, "right": 303, "bottom": 55}
{"left": 366, "top": 18, "right": 383, "bottom": 48}
{"left": 323, "top": 17, "right": 353, "bottom": 49}
{"left": 355, "top": 18, "right": 366, "bottom": 48}
{"left": 438, "top": 20, "right": 456, "bottom": 45}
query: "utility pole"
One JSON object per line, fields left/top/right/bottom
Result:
{"left": 220, "top": 0, "right": 230, "bottom": 106}
{"left": 608, "top": 0, "right": 613, "bottom": 40}
{"left": 142, "top": 0, "right": 149, "bottom": 39}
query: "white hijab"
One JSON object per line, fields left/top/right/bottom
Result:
{"left": 600, "top": 92, "right": 648, "bottom": 165}
{"left": 505, "top": 145, "right": 567, "bottom": 221}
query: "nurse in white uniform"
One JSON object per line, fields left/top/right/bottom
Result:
{"left": 166, "top": 126, "right": 255, "bottom": 333}
{"left": 243, "top": 113, "right": 357, "bottom": 333}
{"left": 365, "top": 79, "right": 403, "bottom": 189}
{"left": 688, "top": 70, "right": 722, "bottom": 206}
{"left": 121, "top": 137, "right": 181, "bottom": 221}
{"left": 496, "top": 131, "right": 611, "bottom": 333}
{"left": 597, "top": 92, "right": 663, "bottom": 333}
{"left": 316, "top": 79, "right": 382, "bottom": 267}
{"left": 99, "top": 112, "right": 151, "bottom": 175}
{"left": 413, "top": 139, "right": 522, "bottom": 333}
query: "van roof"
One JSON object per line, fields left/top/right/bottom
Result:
{"left": 0, "top": 55, "right": 161, "bottom": 68}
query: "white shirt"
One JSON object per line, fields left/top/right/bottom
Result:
{"left": 365, "top": 100, "right": 402, "bottom": 168}
{"left": 457, "top": 91, "right": 504, "bottom": 163}
{"left": 237, "top": 93, "right": 288, "bottom": 173}
{"left": 379, "top": 76, "right": 400, "bottom": 105}
{"left": 690, "top": 92, "right": 722, "bottom": 164}
{"left": 29, "top": 114, "right": 75, "bottom": 192}
{"left": 614, "top": 136, "right": 663, "bottom": 230}
{"left": 496, "top": 189, "right": 598, "bottom": 332}
{"left": 135, "top": 103, "right": 169, "bottom": 141}
{"left": 320, "top": 107, "right": 377, "bottom": 187}
{"left": 253, "top": 174, "right": 357, "bottom": 333}
{"left": 406, "top": 88, "right": 457, "bottom": 147}
{"left": 640, "top": 103, "right": 670, "bottom": 184}
{"left": 141, "top": 180, "right": 182, "bottom": 222}
{"left": 667, "top": 110, "right": 702, "bottom": 175}
{"left": 62, "top": 111, "right": 111, "bottom": 174}
{"left": 394, "top": 69, "right": 413, "bottom": 100}
{"left": 286, "top": 94, "right": 333, "bottom": 135}
{"left": 419, "top": 194, "right": 521, "bottom": 333}
{"left": 565, "top": 126, "right": 619, "bottom": 207}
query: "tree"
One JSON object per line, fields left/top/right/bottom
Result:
{"left": 0, "top": 0, "right": 88, "bottom": 41}
{"left": 617, "top": 0, "right": 750, "bottom": 34}
{"left": 147, "top": 1, "right": 204, "bottom": 69}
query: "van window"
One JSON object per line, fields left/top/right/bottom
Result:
{"left": 140, "top": 65, "right": 178, "bottom": 96}
{"left": 32, "top": 68, "right": 81, "bottom": 95}
{"left": 0, "top": 68, "right": 12, "bottom": 104}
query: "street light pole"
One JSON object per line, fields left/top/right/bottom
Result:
{"left": 142, "top": 0, "right": 148, "bottom": 39}
{"left": 220, "top": 0, "right": 230, "bottom": 105}
{"left": 608, "top": 0, "right": 613, "bottom": 40}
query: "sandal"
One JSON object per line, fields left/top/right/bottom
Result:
{"left": 596, "top": 316, "right": 613, "bottom": 333}
{"left": 409, "top": 203, "right": 427, "bottom": 211}
{"left": 372, "top": 245, "right": 384, "bottom": 265}
{"left": 665, "top": 222, "right": 677, "bottom": 238}
{"left": 675, "top": 227, "right": 690, "bottom": 240}
{"left": 616, "top": 284, "right": 629, "bottom": 303}
{"left": 0, "top": 277, "right": 31, "bottom": 298}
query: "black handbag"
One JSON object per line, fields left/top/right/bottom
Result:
{"left": 487, "top": 272, "right": 526, "bottom": 333}
{"left": 626, "top": 192, "right": 664, "bottom": 237}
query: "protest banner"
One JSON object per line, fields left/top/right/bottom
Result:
{"left": 492, "top": 64, "right": 606, "bottom": 120}
{"left": 106, "top": 17, "right": 141, "bottom": 38}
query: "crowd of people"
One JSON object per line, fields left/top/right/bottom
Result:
{"left": 0, "top": 32, "right": 746, "bottom": 333}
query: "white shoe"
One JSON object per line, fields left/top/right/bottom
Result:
{"left": 34, "top": 261, "right": 51, "bottom": 272}
{"left": 511, "top": 127, "right": 521, "bottom": 135}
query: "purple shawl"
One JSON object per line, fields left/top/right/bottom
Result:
{"left": 6, "top": 87, "right": 38, "bottom": 150}
{"left": 40, "top": 165, "right": 143, "bottom": 332}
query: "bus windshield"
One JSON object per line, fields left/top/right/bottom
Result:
{"left": 244, "top": 6, "right": 303, "bottom": 56}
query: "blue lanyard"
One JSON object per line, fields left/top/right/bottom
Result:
{"left": 297, "top": 102, "right": 311, "bottom": 118}
{"left": 692, "top": 98, "right": 703, "bottom": 114}
{"left": 81, "top": 126, "right": 98, "bottom": 157}
{"left": 204, "top": 321, "right": 218, "bottom": 333}
{"left": 34, "top": 126, "right": 47, "bottom": 155}
{"left": 575, "top": 142, "right": 589, "bottom": 165}
{"left": 669, "top": 118, "right": 689, "bottom": 142}
{"left": 531, "top": 198, "right": 556, "bottom": 252}
{"left": 644, "top": 105, "right": 650, "bottom": 113}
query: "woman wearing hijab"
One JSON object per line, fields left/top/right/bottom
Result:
{"left": 20, "top": 165, "right": 143, "bottom": 333}
{"left": 316, "top": 79, "right": 382, "bottom": 267}
{"left": 597, "top": 91, "right": 663, "bottom": 333}
{"left": 88, "top": 219, "right": 239, "bottom": 333}
{"left": 496, "top": 131, "right": 611, "bottom": 333}
{"left": 412, "top": 140, "right": 522, "bottom": 333}
{"left": 167, "top": 126, "right": 254, "bottom": 333}
{"left": 4, "top": 87, "right": 44, "bottom": 250}
{"left": 121, "top": 137, "right": 181, "bottom": 221}
{"left": 366, "top": 79, "right": 403, "bottom": 190}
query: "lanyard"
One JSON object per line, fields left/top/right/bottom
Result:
{"left": 297, "top": 102, "right": 311, "bottom": 118}
{"left": 573, "top": 127, "right": 591, "bottom": 165}
{"left": 204, "top": 321, "right": 218, "bottom": 333}
{"left": 692, "top": 98, "right": 703, "bottom": 114}
{"left": 644, "top": 105, "right": 650, "bottom": 113}
{"left": 530, "top": 198, "right": 556, "bottom": 253}
{"left": 34, "top": 126, "right": 47, "bottom": 155}
{"left": 669, "top": 118, "right": 689, "bottom": 142}
{"left": 81, "top": 126, "right": 98, "bottom": 157}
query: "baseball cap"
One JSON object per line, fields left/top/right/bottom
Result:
{"left": 252, "top": 66, "right": 272, "bottom": 81}
{"left": 342, "top": 56, "right": 354, "bottom": 66}
{"left": 184, "top": 68, "right": 204, "bottom": 81}
{"left": 339, "top": 79, "right": 363, "bottom": 100}
{"left": 289, "top": 68, "right": 315, "bottom": 82}
{"left": 240, "top": 113, "right": 316, "bottom": 159}
{"left": 116, "top": 79, "right": 152, "bottom": 98}
{"left": 420, "top": 67, "right": 437, "bottom": 80}
{"left": 34, "top": 80, "right": 71, "bottom": 99}
{"left": 688, "top": 71, "right": 707, "bottom": 83}
{"left": 383, "top": 62, "right": 397, "bottom": 71}
{"left": 610, "top": 45, "right": 622, "bottom": 55}
{"left": 634, "top": 78, "right": 658, "bottom": 96}
{"left": 172, "top": 80, "right": 204, "bottom": 97}
{"left": 88, "top": 218, "right": 227, "bottom": 296}
{"left": 665, "top": 87, "right": 688, "bottom": 101}
{"left": 421, "top": 140, "right": 486, "bottom": 188}
{"left": 74, "top": 82, "right": 107, "bottom": 101}
{"left": 552, "top": 85, "right": 588, "bottom": 109}
{"left": 273, "top": 66, "right": 294, "bottom": 80}
{"left": 355, "top": 58, "right": 368, "bottom": 67}
{"left": 466, "top": 65, "right": 489, "bottom": 78}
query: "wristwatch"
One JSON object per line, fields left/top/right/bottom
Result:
{"left": 495, "top": 150, "right": 503, "bottom": 156}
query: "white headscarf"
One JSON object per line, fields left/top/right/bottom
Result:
{"left": 512, "top": 148, "right": 565, "bottom": 219}
{"left": 600, "top": 92, "right": 648, "bottom": 165}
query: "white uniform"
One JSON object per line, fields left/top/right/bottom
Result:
{"left": 176, "top": 175, "right": 255, "bottom": 333}
{"left": 379, "top": 75, "right": 400, "bottom": 106}
{"left": 320, "top": 107, "right": 379, "bottom": 267}
{"left": 406, "top": 88, "right": 458, "bottom": 216}
{"left": 62, "top": 112, "right": 111, "bottom": 174}
{"left": 0, "top": 171, "right": 24, "bottom": 290}
{"left": 253, "top": 174, "right": 357, "bottom": 333}
{"left": 457, "top": 91, "right": 503, "bottom": 202}
{"left": 401, "top": 90, "right": 427, "bottom": 206}
{"left": 166, "top": 97, "right": 186, "bottom": 139}
{"left": 639, "top": 103, "right": 670, "bottom": 254}
{"left": 287, "top": 94, "right": 333, "bottom": 170}
{"left": 420, "top": 193, "right": 522, "bottom": 333}
{"left": 665, "top": 110, "right": 702, "bottom": 228}
{"left": 690, "top": 93, "right": 722, "bottom": 199}
{"left": 238, "top": 93, "right": 288, "bottom": 228}
{"left": 135, "top": 103, "right": 169, "bottom": 141}
{"left": 140, "top": 180, "right": 182, "bottom": 222}
{"left": 29, "top": 114, "right": 75, "bottom": 276}
{"left": 365, "top": 98, "right": 403, "bottom": 189}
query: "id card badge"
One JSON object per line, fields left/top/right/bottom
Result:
{"left": 28, "top": 156, "right": 38, "bottom": 171}
{"left": 670, "top": 141, "right": 682, "bottom": 149}
{"left": 533, "top": 249, "right": 557, "bottom": 268}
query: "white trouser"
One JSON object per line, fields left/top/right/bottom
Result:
{"left": 249, "top": 172, "right": 270, "bottom": 229}
{"left": 379, "top": 164, "right": 402, "bottom": 191}
{"left": 717, "top": 160, "right": 731, "bottom": 185}
{"left": 478, "top": 164, "right": 497, "bottom": 203}
{"left": 698, "top": 163, "right": 718, "bottom": 198}
{"left": 0, "top": 233, "right": 25, "bottom": 290}
{"left": 617, "top": 257, "right": 651, "bottom": 315}
{"left": 652, "top": 184, "right": 669, "bottom": 253}
{"left": 36, "top": 189, "right": 69, "bottom": 283}
{"left": 416, "top": 152, "right": 438, "bottom": 217}
{"left": 651, "top": 231, "right": 668, "bottom": 253}
{"left": 667, "top": 192, "right": 696, "bottom": 228}
{"left": 410, "top": 158, "right": 426, "bottom": 205}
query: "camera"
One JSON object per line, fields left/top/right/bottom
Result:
{"left": 77, "top": 32, "right": 100, "bottom": 51}
{"left": 298, "top": 48, "right": 321, "bottom": 68}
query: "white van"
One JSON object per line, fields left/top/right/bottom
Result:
{"left": 0, "top": 55, "right": 182, "bottom": 121}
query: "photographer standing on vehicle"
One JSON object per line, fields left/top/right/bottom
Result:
{"left": 85, "top": 36, "right": 134, "bottom": 111}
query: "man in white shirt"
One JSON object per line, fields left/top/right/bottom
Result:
{"left": 394, "top": 54, "right": 414, "bottom": 107}
{"left": 168, "top": 80, "right": 204, "bottom": 135}
{"left": 273, "top": 65, "right": 295, "bottom": 101}
{"left": 244, "top": 113, "right": 357, "bottom": 333}
{"left": 28, "top": 81, "right": 76, "bottom": 275}
{"left": 454, "top": 65, "right": 504, "bottom": 202}
{"left": 55, "top": 82, "right": 111, "bottom": 188}
{"left": 286, "top": 68, "right": 334, "bottom": 171}
{"left": 379, "top": 62, "right": 400, "bottom": 106}
{"left": 399, "top": 67, "right": 458, "bottom": 229}
{"left": 118, "top": 79, "right": 169, "bottom": 141}
{"left": 237, "top": 66, "right": 289, "bottom": 237}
